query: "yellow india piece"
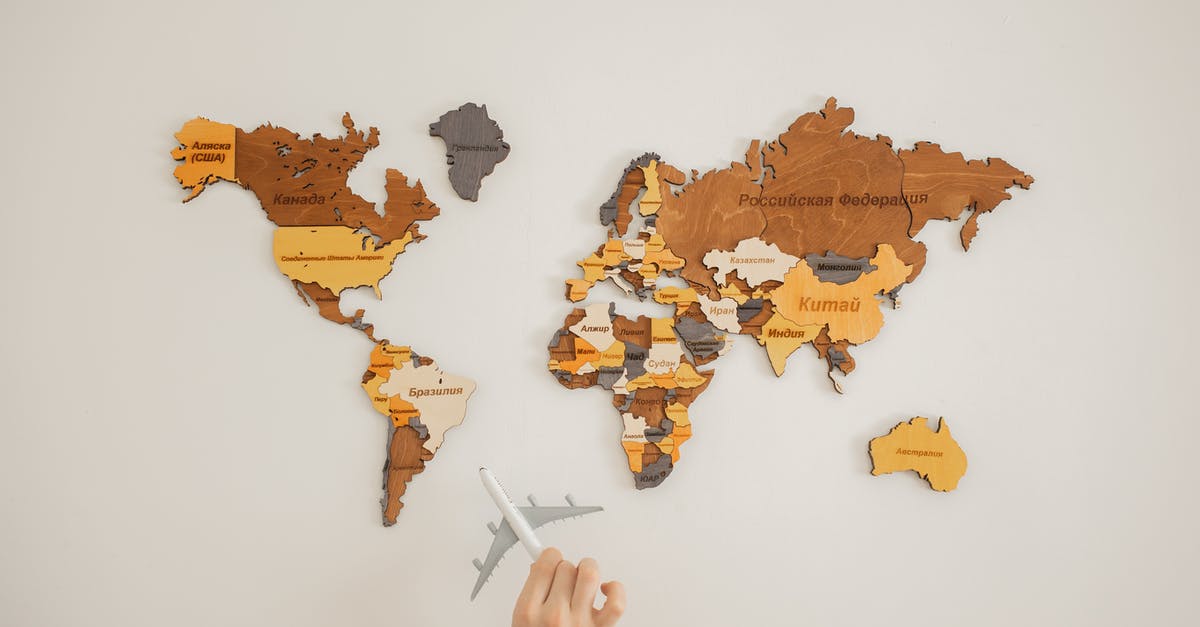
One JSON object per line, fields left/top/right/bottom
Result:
{"left": 755, "top": 313, "right": 825, "bottom": 376}
{"left": 769, "top": 243, "right": 913, "bottom": 345}
{"left": 273, "top": 226, "right": 413, "bottom": 298}
{"left": 171, "top": 117, "right": 238, "bottom": 202}
{"left": 869, "top": 417, "right": 967, "bottom": 491}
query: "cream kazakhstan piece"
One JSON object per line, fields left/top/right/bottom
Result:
{"left": 471, "top": 468, "right": 603, "bottom": 600}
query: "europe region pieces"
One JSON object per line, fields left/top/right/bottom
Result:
{"left": 171, "top": 114, "right": 441, "bottom": 341}
{"left": 363, "top": 342, "right": 476, "bottom": 525}
{"left": 560, "top": 97, "right": 1035, "bottom": 394}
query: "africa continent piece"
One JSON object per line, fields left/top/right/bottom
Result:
{"left": 869, "top": 417, "right": 967, "bottom": 491}
{"left": 549, "top": 98, "right": 1032, "bottom": 489}
{"left": 547, "top": 303, "right": 715, "bottom": 488}
{"left": 429, "top": 103, "right": 510, "bottom": 201}
{"left": 171, "top": 114, "right": 474, "bottom": 523}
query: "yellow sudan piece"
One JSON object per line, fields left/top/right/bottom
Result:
{"left": 273, "top": 226, "right": 413, "bottom": 298}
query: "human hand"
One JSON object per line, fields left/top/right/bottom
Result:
{"left": 512, "top": 547, "right": 625, "bottom": 627}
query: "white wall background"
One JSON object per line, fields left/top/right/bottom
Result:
{"left": 1, "top": 1, "right": 1197, "bottom": 625}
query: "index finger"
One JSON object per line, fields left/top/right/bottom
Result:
{"left": 515, "top": 547, "right": 563, "bottom": 608}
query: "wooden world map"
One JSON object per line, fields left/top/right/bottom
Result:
{"left": 168, "top": 98, "right": 1031, "bottom": 516}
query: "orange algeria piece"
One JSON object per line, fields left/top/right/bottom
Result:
{"left": 171, "top": 117, "right": 238, "bottom": 201}
{"left": 869, "top": 417, "right": 967, "bottom": 491}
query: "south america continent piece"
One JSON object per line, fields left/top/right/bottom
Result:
{"left": 869, "top": 417, "right": 967, "bottom": 491}
{"left": 429, "top": 103, "right": 510, "bottom": 201}
{"left": 171, "top": 114, "right": 475, "bottom": 525}
{"left": 548, "top": 98, "right": 1032, "bottom": 490}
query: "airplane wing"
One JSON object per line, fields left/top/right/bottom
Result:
{"left": 471, "top": 519, "right": 519, "bottom": 601}
{"left": 470, "top": 498, "right": 603, "bottom": 600}
{"left": 518, "top": 505, "right": 604, "bottom": 529}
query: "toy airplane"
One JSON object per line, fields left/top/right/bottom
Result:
{"left": 470, "top": 468, "right": 603, "bottom": 600}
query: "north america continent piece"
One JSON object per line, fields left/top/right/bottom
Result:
{"left": 429, "top": 103, "right": 510, "bottom": 201}
{"left": 549, "top": 98, "right": 1032, "bottom": 489}
{"left": 172, "top": 114, "right": 473, "bottom": 523}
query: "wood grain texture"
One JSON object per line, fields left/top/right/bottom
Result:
{"left": 429, "top": 103, "right": 510, "bottom": 201}
{"left": 869, "top": 417, "right": 967, "bottom": 492}
{"left": 898, "top": 141, "right": 1035, "bottom": 250}
{"left": 235, "top": 113, "right": 439, "bottom": 245}
{"left": 292, "top": 280, "right": 376, "bottom": 340}
{"left": 381, "top": 424, "right": 434, "bottom": 526}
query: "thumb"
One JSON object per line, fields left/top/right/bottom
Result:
{"left": 592, "top": 580, "right": 626, "bottom": 627}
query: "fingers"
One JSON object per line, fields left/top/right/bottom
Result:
{"left": 546, "top": 558, "right": 578, "bottom": 606}
{"left": 515, "top": 547, "right": 563, "bottom": 609}
{"left": 570, "top": 557, "right": 601, "bottom": 614}
{"left": 593, "top": 580, "right": 626, "bottom": 627}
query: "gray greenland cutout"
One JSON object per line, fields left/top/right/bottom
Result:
{"left": 429, "top": 103, "right": 510, "bottom": 201}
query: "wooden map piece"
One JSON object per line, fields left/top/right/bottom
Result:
{"left": 869, "top": 417, "right": 967, "bottom": 491}
{"left": 600, "top": 153, "right": 658, "bottom": 237}
{"left": 291, "top": 280, "right": 376, "bottom": 340}
{"left": 429, "top": 103, "right": 510, "bottom": 201}
{"left": 381, "top": 424, "right": 434, "bottom": 526}
{"left": 273, "top": 226, "right": 412, "bottom": 298}
{"left": 898, "top": 142, "right": 1035, "bottom": 250}
{"left": 171, "top": 118, "right": 238, "bottom": 201}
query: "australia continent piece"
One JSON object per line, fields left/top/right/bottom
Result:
{"left": 868, "top": 417, "right": 967, "bottom": 491}
{"left": 429, "top": 103, "right": 510, "bottom": 201}
{"left": 171, "top": 114, "right": 474, "bottom": 523}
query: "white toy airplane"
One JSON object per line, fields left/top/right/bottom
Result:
{"left": 470, "top": 468, "right": 603, "bottom": 600}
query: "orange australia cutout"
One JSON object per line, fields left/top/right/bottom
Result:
{"left": 171, "top": 117, "right": 238, "bottom": 201}
{"left": 869, "top": 417, "right": 967, "bottom": 491}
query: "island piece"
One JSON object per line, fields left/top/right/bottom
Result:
{"left": 869, "top": 417, "right": 967, "bottom": 491}
{"left": 429, "top": 102, "right": 510, "bottom": 201}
